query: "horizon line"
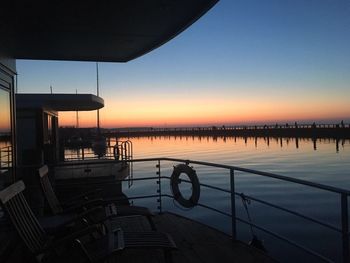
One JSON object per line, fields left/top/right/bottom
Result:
{"left": 58, "top": 118, "right": 349, "bottom": 130}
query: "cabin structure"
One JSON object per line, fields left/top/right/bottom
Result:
{"left": 0, "top": 0, "right": 219, "bottom": 199}
{"left": 0, "top": 0, "right": 219, "bottom": 188}
{"left": 16, "top": 93, "right": 104, "bottom": 166}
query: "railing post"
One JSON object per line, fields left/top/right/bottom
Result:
{"left": 341, "top": 194, "right": 349, "bottom": 263}
{"left": 8, "top": 146, "right": 10, "bottom": 167}
{"left": 120, "top": 144, "right": 124, "bottom": 160}
{"left": 230, "top": 168, "right": 237, "bottom": 240}
{"left": 156, "top": 160, "right": 162, "bottom": 214}
{"left": 124, "top": 142, "right": 127, "bottom": 160}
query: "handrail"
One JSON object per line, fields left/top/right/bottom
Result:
{"left": 120, "top": 157, "right": 349, "bottom": 262}
{"left": 131, "top": 157, "right": 350, "bottom": 195}
{"left": 114, "top": 140, "right": 133, "bottom": 187}
{"left": 53, "top": 156, "right": 349, "bottom": 261}
{"left": 55, "top": 156, "right": 350, "bottom": 195}
{"left": 164, "top": 176, "right": 342, "bottom": 233}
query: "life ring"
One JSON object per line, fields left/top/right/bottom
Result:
{"left": 170, "top": 164, "right": 200, "bottom": 208}
{"left": 113, "top": 145, "right": 120, "bottom": 160}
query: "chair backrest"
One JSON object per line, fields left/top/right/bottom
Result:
{"left": 38, "top": 165, "right": 63, "bottom": 214}
{"left": 0, "top": 181, "right": 48, "bottom": 254}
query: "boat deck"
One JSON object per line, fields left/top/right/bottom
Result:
{"left": 109, "top": 212, "right": 275, "bottom": 263}
{"left": 0, "top": 211, "right": 275, "bottom": 263}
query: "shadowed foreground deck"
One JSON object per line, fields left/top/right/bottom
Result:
{"left": 110, "top": 212, "right": 275, "bottom": 263}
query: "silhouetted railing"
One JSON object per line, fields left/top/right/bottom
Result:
{"left": 64, "top": 145, "right": 116, "bottom": 161}
{"left": 130, "top": 157, "right": 349, "bottom": 262}
{"left": 110, "top": 122, "right": 349, "bottom": 132}
{"left": 58, "top": 157, "right": 349, "bottom": 262}
{"left": 114, "top": 140, "right": 133, "bottom": 187}
{"left": 104, "top": 122, "right": 350, "bottom": 139}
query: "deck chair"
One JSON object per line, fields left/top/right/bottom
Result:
{"left": 0, "top": 181, "right": 176, "bottom": 263}
{"left": 38, "top": 165, "right": 156, "bottom": 230}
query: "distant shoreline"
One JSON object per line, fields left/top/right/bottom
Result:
{"left": 104, "top": 123, "right": 350, "bottom": 139}
{"left": 59, "top": 123, "right": 350, "bottom": 141}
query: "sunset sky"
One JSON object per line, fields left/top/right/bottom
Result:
{"left": 16, "top": 0, "right": 350, "bottom": 128}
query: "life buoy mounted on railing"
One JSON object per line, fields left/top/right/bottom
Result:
{"left": 170, "top": 164, "right": 200, "bottom": 208}
{"left": 113, "top": 145, "right": 120, "bottom": 160}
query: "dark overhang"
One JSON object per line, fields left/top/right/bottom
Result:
{"left": 0, "top": 1, "right": 218, "bottom": 62}
{"left": 16, "top": 94, "right": 104, "bottom": 111}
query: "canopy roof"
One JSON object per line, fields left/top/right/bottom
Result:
{"left": 16, "top": 94, "right": 104, "bottom": 111}
{"left": 0, "top": 1, "right": 218, "bottom": 62}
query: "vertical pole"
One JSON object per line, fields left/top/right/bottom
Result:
{"left": 8, "top": 147, "right": 10, "bottom": 166}
{"left": 230, "top": 168, "right": 237, "bottom": 240}
{"left": 124, "top": 143, "right": 127, "bottom": 161}
{"left": 341, "top": 194, "right": 349, "bottom": 263}
{"left": 96, "top": 62, "right": 100, "bottom": 136}
{"left": 156, "top": 160, "right": 162, "bottom": 214}
{"left": 120, "top": 144, "right": 124, "bottom": 160}
{"left": 76, "top": 89, "right": 79, "bottom": 129}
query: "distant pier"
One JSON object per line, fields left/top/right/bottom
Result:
{"left": 104, "top": 123, "right": 350, "bottom": 139}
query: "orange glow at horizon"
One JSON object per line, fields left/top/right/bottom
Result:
{"left": 58, "top": 96, "right": 350, "bottom": 128}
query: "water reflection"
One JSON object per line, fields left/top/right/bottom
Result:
{"left": 115, "top": 135, "right": 350, "bottom": 262}
{"left": 119, "top": 135, "right": 349, "bottom": 153}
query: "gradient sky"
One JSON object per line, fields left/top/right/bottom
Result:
{"left": 16, "top": 0, "right": 350, "bottom": 128}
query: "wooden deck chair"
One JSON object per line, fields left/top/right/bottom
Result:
{"left": 0, "top": 181, "right": 176, "bottom": 263}
{"left": 38, "top": 165, "right": 156, "bottom": 230}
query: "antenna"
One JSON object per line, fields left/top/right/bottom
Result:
{"left": 15, "top": 74, "right": 18, "bottom": 93}
{"left": 96, "top": 62, "right": 100, "bottom": 135}
{"left": 76, "top": 89, "right": 79, "bottom": 128}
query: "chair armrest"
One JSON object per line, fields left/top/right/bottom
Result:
{"left": 63, "top": 206, "right": 105, "bottom": 226}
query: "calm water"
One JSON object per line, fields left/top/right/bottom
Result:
{"left": 117, "top": 136, "right": 350, "bottom": 263}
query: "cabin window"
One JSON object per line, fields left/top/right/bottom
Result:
{"left": 0, "top": 86, "right": 13, "bottom": 189}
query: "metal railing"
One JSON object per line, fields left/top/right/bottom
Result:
{"left": 64, "top": 145, "right": 115, "bottom": 161}
{"left": 54, "top": 156, "right": 349, "bottom": 262}
{"left": 120, "top": 157, "right": 348, "bottom": 263}
{"left": 64, "top": 140, "right": 133, "bottom": 162}
{"left": 114, "top": 140, "right": 133, "bottom": 187}
{"left": 114, "top": 140, "right": 133, "bottom": 162}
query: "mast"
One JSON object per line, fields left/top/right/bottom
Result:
{"left": 96, "top": 62, "right": 100, "bottom": 136}
{"left": 76, "top": 89, "right": 79, "bottom": 128}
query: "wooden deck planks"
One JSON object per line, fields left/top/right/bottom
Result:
{"left": 0, "top": 211, "right": 276, "bottom": 263}
{"left": 109, "top": 212, "right": 275, "bottom": 263}
{"left": 110, "top": 215, "right": 153, "bottom": 232}
{"left": 153, "top": 212, "right": 275, "bottom": 263}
